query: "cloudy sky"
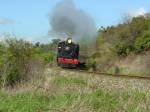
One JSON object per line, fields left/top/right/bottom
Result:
{"left": 0, "top": 0, "right": 149, "bottom": 42}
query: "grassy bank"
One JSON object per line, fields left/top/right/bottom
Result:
{"left": 0, "top": 69, "right": 149, "bottom": 112}
{"left": 0, "top": 89, "right": 149, "bottom": 112}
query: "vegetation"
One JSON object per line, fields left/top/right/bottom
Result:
{"left": 0, "top": 14, "right": 150, "bottom": 112}
{"left": 89, "top": 14, "right": 150, "bottom": 75}
{"left": 1, "top": 90, "right": 148, "bottom": 112}
{"left": 0, "top": 38, "right": 34, "bottom": 86}
{"left": 96, "top": 15, "right": 150, "bottom": 56}
{"left": 135, "top": 31, "right": 150, "bottom": 53}
{"left": 0, "top": 37, "right": 59, "bottom": 87}
{"left": 98, "top": 16, "right": 150, "bottom": 56}
{"left": 0, "top": 69, "right": 149, "bottom": 112}
{"left": 33, "top": 38, "right": 60, "bottom": 63}
{"left": 53, "top": 75, "right": 87, "bottom": 86}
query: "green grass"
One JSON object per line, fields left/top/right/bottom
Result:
{"left": 0, "top": 92, "right": 49, "bottom": 112}
{"left": 0, "top": 89, "right": 149, "bottom": 112}
{"left": 34, "top": 50, "right": 55, "bottom": 63}
{"left": 53, "top": 75, "right": 87, "bottom": 86}
{"left": 0, "top": 71, "right": 149, "bottom": 112}
{"left": 0, "top": 91, "right": 78, "bottom": 112}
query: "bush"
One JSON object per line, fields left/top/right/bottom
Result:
{"left": 135, "top": 31, "right": 150, "bottom": 53}
{"left": 34, "top": 50, "right": 55, "bottom": 63}
{"left": 115, "top": 42, "right": 134, "bottom": 56}
{"left": 0, "top": 38, "right": 36, "bottom": 86}
{"left": 86, "top": 58, "right": 96, "bottom": 71}
{"left": 96, "top": 15, "right": 150, "bottom": 56}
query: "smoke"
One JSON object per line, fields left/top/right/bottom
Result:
{"left": 49, "top": 0, "right": 97, "bottom": 40}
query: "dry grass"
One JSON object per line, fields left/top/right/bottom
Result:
{"left": 115, "top": 52, "right": 150, "bottom": 76}
{"left": 0, "top": 67, "right": 150, "bottom": 112}
{"left": 93, "top": 51, "right": 150, "bottom": 76}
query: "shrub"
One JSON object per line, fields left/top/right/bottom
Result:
{"left": 34, "top": 50, "right": 55, "bottom": 63}
{"left": 96, "top": 15, "right": 150, "bottom": 56}
{"left": 115, "top": 42, "right": 134, "bottom": 56}
{"left": 86, "top": 58, "right": 96, "bottom": 71}
{"left": 135, "top": 31, "right": 150, "bottom": 53}
{"left": 0, "top": 38, "right": 36, "bottom": 86}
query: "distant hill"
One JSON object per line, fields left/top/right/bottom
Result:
{"left": 96, "top": 14, "right": 150, "bottom": 56}
{"left": 87, "top": 14, "right": 150, "bottom": 75}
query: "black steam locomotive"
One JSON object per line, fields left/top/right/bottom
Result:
{"left": 57, "top": 38, "right": 79, "bottom": 68}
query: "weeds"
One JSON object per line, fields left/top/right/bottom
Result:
{"left": 53, "top": 75, "right": 87, "bottom": 87}
{"left": 0, "top": 69, "right": 150, "bottom": 112}
{"left": 0, "top": 89, "right": 149, "bottom": 112}
{"left": 0, "top": 38, "right": 44, "bottom": 87}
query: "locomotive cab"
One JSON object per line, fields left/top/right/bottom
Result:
{"left": 57, "top": 38, "right": 79, "bottom": 68}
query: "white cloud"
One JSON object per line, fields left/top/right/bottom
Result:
{"left": 129, "top": 8, "right": 147, "bottom": 17}
{"left": 0, "top": 18, "right": 15, "bottom": 25}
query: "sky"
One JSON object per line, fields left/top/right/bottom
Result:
{"left": 0, "top": 0, "right": 150, "bottom": 43}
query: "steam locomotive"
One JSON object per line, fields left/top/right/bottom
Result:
{"left": 57, "top": 38, "right": 79, "bottom": 68}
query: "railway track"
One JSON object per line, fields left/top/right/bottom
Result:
{"left": 60, "top": 68, "right": 150, "bottom": 80}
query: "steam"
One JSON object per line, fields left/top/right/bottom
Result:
{"left": 49, "top": 0, "right": 96, "bottom": 40}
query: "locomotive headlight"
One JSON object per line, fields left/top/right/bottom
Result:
{"left": 67, "top": 39, "right": 72, "bottom": 44}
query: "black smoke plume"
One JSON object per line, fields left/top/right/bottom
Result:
{"left": 49, "top": 0, "right": 96, "bottom": 40}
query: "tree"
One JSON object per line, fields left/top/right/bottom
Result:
{"left": 135, "top": 31, "right": 150, "bottom": 52}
